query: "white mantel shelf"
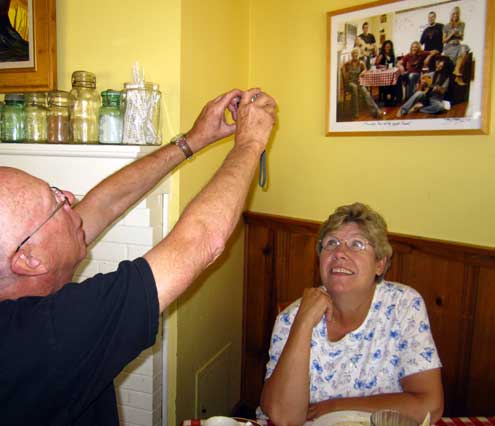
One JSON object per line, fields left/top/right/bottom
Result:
{"left": 0, "top": 142, "right": 160, "bottom": 159}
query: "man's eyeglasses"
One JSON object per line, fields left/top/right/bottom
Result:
{"left": 317, "top": 236, "right": 373, "bottom": 254}
{"left": 15, "top": 186, "right": 71, "bottom": 254}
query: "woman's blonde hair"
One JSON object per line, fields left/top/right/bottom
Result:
{"left": 317, "top": 202, "right": 393, "bottom": 282}
{"left": 450, "top": 6, "right": 461, "bottom": 21}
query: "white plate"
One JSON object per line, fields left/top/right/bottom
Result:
{"left": 313, "top": 410, "right": 371, "bottom": 426}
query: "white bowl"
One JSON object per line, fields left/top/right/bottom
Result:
{"left": 204, "top": 416, "right": 239, "bottom": 426}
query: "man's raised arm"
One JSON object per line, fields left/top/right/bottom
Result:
{"left": 144, "top": 89, "right": 277, "bottom": 312}
{"left": 75, "top": 88, "right": 243, "bottom": 245}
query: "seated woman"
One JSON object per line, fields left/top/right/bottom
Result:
{"left": 375, "top": 40, "right": 397, "bottom": 105}
{"left": 397, "top": 58, "right": 450, "bottom": 117}
{"left": 397, "top": 41, "right": 438, "bottom": 100}
{"left": 259, "top": 203, "right": 443, "bottom": 426}
{"left": 442, "top": 6, "right": 470, "bottom": 86}
{"left": 341, "top": 48, "right": 383, "bottom": 120}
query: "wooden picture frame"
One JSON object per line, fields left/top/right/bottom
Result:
{"left": 0, "top": 0, "right": 57, "bottom": 93}
{"left": 326, "top": 0, "right": 493, "bottom": 136}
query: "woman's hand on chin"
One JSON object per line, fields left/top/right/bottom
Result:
{"left": 294, "top": 287, "right": 333, "bottom": 330}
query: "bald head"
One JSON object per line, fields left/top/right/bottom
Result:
{"left": 0, "top": 167, "right": 87, "bottom": 299}
{"left": 0, "top": 167, "right": 51, "bottom": 258}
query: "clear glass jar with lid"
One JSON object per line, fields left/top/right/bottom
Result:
{"left": 24, "top": 92, "right": 48, "bottom": 143}
{"left": 122, "top": 82, "right": 161, "bottom": 145}
{"left": 1, "top": 93, "right": 25, "bottom": 142}
{"left": 47, "top": 91, "right": 71, "bottom": 144}
{"left": 70, "top": 70, "right": 100, "bottom": 143}
{"left": 99, "top": 90, "right": 123, "bottom": 144}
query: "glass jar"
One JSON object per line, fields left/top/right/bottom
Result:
{"left": 99, "top": 90, "right": 123, "bottom": 144}
{"left": 0, "top": 101, "right": 4, "bottom": 142}
{"left": 1, "top": 94, "right": 25, "bottom": 142}
{"left": 70, "top": 70, "right": 100, "bottom": 143}
{"left": 122, "top": 82, "right": 161, "bottom": 145}
{"left": 47, "top": 91, "right": 71, "bottom": 144}
{"left": 24, "top": 92, "right": 48, "bottom": 143}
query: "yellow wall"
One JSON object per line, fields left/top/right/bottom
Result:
{"left": 177, "top": 0, "right": 249, "bottom": 422}
{"left": 248, "top": 0, "right": 495, "bottom": 247}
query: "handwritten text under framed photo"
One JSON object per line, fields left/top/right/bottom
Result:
{"left": 0, "top": 0, "right": 57, "bottom": 92}
{"left": 326, "top": 0, "right": 493, "bottom": 136}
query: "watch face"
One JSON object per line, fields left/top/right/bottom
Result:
{"left": 170, "top": 133, "right": 184, "bottom": 143}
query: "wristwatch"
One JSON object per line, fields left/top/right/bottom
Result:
{"left": 170, "top": 133, "right": 193, "bottom": 159}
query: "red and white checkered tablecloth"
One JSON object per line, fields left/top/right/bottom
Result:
{"left": 435, "top": 418, "right": 495, "bottom": 426}
{"left": 359, "top": 68, "right": 401, "bottom": 87}
{"left": 181, "top": 417, "right": 495, "bottom": 426}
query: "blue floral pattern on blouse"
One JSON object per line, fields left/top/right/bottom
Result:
{"left": 258, "top": 281, "right": 442, "bottom": 417}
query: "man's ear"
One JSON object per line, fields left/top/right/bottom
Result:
{"left": 11, "top": 248, "right": 48, "bottom": 276}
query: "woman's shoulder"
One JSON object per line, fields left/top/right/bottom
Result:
{"left": 376, "top": 280, "right": 424, "bottom": 301}
{"left": 277, "top": 298, "right": 302, "bottom": 324}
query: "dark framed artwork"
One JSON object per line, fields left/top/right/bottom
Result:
{"left": 0, "top": 0, "right": 57, "bottom": 92}
{"left": 326, "top": 0, "right": 493, "bottom": 136}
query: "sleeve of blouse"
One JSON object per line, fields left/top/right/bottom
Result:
{"left": 264, "top": 308, "right": 296, "bottom": 380}
{"left": 398, "top": 289, "right": 442, "bottom": 378}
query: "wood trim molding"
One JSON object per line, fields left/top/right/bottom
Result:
{"left": 243, "top": 211, "right": 495, "bottom": 266}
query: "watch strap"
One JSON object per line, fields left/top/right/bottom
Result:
{"left": 170, "top": 134, "right": 193, "bottom": 159}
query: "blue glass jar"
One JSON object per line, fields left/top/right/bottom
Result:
{"left": 1, "top": 94, "right": 25, "bottom": 142}
{"left": 99, "top": 90, "right": 123, "bottom": 144}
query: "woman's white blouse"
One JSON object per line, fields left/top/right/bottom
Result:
{"left": 264, "top": 281, "right": 442, "bottom": 404}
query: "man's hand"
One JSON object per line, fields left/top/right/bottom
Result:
{"left": 235, "top": 88, "right": 277, "bottom": 153}
{"left": 186, "top": 88, "right": 243, "bottom": 153}
{"left": 294, "top": 287, "right": 333, "bottom": 331}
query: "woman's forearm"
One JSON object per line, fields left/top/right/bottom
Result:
{"left": 260, "top": 322, "right": 313, "bottom": 426}
{"left": 310, "top": 392, "right": 443, "bottom": 423}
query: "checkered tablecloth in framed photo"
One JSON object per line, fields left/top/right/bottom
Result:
{"left": 359, "top": 68, "right": 401, "bottom": 87}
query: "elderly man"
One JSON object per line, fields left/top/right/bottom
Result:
{"left": 0, "top": 88, "right": 277, "bottom": 426}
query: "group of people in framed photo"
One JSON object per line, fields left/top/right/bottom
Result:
{"left": 340, "top": 5, "right": 471, "bottom": 121}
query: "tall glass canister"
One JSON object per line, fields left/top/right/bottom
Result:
{"left": 122, "top": 82, "right": 161, "bottom": 145}
{"left": 1, "top": 94, "right": 25, "bottom": 142}
{"left": 47, "top": 91, "right": 71, "bottom": 144}
{"left": 99, "top": 90, "right": 123, "bottom": 144}
{"left": 24, "top": 92, "right": 48, "bottom": 143}
{"left": 70, "top": 71, "right": 100, "bottom": 143}
{"left": 0, "top": 101, "right": 4, "bottom": 142}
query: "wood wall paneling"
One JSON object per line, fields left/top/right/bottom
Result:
{"left": 241, "top": 212, "right": 495, "bottom": 416}
{"left": 466, "top": 266, "right": 495, "bottom": 415}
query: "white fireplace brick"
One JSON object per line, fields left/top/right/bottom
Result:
{"left": 90, "top": 241, "right": 128, "bottom": 262}
{"left": 103, "top": 225, "right": 154, "bottom": 245}
{"left": 123, "top": 208, "right": 152, "bottom": 227}
{"left": 117, "top": 388, "right": 154, "bottom": 411}
{"left": 124, "top": 354, "right": 154, "bottom": 376}
{"left": 118, "top": 404, "right": 153, "bottom": 425}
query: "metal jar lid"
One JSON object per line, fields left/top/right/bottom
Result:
{"left": 101, "top": 89, "right": 121, "bottom": 106}
{"left": 71, "top": 70, "right": 97, "bottom": 88}
{"left": 123, "top": 82, "right": 160, "bottom": 92}
{"left": 25, "top": 92, "right": 48, "bottom": 106}
{"left": 5, "top": 93, "right": 25, "bottom": 102}
{"left": 48, "top": 90, "right": 72, "bottom": 107}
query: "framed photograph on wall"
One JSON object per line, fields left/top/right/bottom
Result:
{"left": 326, "top": 0, "right": 493, "bottom": 136}
{"left": 0, "top": 0, "right": 57, "bottom": 93}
